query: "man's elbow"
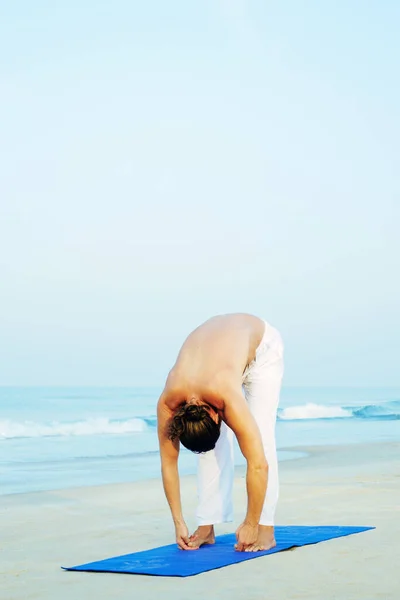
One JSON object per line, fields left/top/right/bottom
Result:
{"left": 161, "top": 456, "right": 178, "bottom": 472}
{"left": 248, "top": 458, "right": 268, "bottom": 474}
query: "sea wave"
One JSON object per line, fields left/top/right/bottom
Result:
{"left": 0, "top": 417, "right": 149, "bottom": 440}
{"left": 1, "top": 400, "right": 399, "bottom": 439}
{"left": 278, "top": 400, "right": 400, "bottom": 421}
{"left": 352, "top": 400, "right": 400, "bottom": 420}
{"left": 278, "top": 403, "right": 351, "bottom": 420}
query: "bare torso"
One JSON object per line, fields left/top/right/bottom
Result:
{"left": 162, "top": 313, "right": 265, "bottom": 412}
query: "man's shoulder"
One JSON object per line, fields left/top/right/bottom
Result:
{"left": 158, "top": 370, "right": 187, "bottom": 406}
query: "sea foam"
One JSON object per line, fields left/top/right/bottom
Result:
{"left": 0, "top": 417, "right": 148, "bottom": 439}
{"left": 278, "top": 403, "right": 352, "bottom": 420}
{"left": 2, "top": 400, "right": 399, "bottom": 439}
{"left": 278, "top": 400, "right": 400, "bottom": 421}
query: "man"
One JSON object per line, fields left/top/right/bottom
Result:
{"left": 157, "top": 313, "right": 284, "bottom": 552}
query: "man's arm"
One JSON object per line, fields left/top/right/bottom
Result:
{"left": 157, "top": 399, "right": 183, "bottom": 523}
{"left": 157, "top": 395, "right": 194, "bottom": 550}
{"left": 223, "top": 387, "right": 268, "bottom": 548}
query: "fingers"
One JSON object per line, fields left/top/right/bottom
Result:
{"left": 234, "top": 542, "right": 245, "bottom": 552}
{"left": 187, "top": 533, "right": 198, "bottom": 548}
{"left": 187, "top": 539, "right": 198, "bottom": 548}
{"left": 177, "top": 537, "right": 198, "bottom": 551}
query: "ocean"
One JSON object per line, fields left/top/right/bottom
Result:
{"left": 1, "top": 386, "right": 399, "bottom": 496}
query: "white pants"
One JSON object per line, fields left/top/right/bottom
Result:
{"left": 196, "top": 321, "right": 284, "bottom": 526}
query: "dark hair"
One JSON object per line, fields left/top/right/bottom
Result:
{"left": 168, "top": 404, "right": 221, "bottom": 453}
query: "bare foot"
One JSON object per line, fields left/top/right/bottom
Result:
{"left": 188, "top": 525, "right": 215, "bottom": 549}
{"left": 244, "top": 525, "right": 276, "bottom": 552}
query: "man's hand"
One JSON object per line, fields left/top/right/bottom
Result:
{"left": 234, "top": 521, "right": 259, "bottom": 551}
{"left": 175, "top": 522, "right": 197, "bottom": 550}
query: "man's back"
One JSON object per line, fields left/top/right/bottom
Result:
{"left": 165, "top": 314, "right": 265, "bottom": 399}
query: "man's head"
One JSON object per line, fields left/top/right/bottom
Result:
{"left": 168, "top": 401, "right": 221, "bottom": 453}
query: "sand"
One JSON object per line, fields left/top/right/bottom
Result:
{"left": 1, "top": 441, "right": 399, "bottom": 600}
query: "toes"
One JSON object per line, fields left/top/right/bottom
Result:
{"left": 239, "top": 541, "right": 272, "bottom": 553}
{"left": 240, "top": 544, "right": 268, "bottom": 553}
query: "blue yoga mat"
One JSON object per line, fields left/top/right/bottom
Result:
{"left": 63, "top": 525, "right": 373, "bottom": 577}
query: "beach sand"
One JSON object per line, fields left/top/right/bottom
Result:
{"left": 1, "top": 441, "right": 399, "bottom": 599}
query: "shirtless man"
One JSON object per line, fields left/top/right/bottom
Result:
{"left": 157, "top": 313, "right": 284, "bottom": 552}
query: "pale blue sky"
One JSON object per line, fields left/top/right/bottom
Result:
{"left": 0, "top": 1, "right": 399, "bottom": 386}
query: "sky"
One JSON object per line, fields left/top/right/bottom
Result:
{"left": 0, "top": 0, "right": 399, "bottom": 386}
